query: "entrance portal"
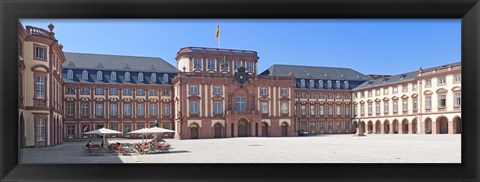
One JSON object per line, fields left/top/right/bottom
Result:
{"left": 238, "top": 118, "right": 249, "bottom": 137}
{"left": 190, "top": 124, "right": 199, "bottom": 139}
{"left": 214, "top": 123, "right": 222, "bottom": 138}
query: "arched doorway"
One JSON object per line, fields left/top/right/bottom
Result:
{"left": 352, "top": 121, "right": 358, "bottom": 132}
{"left": 367, "top": 121, "right": 373, "bottom": 134}
{"left": 375, "top": 121, "right": 381, "bottom": 134}
{"left": 453, "top": 116, "right": 461, "bottom": 134}
{"left": 238, "top": 118, "right": 249, "bottom": 137}
{"left": 19, "top": 113, "right": 25, "bottom": 148}
{"left": 437, "top": 117, "right": 449, "bottom": 134}
{"left": 214, "top": 123, "right": 222, "bottom": 138}
{"left": 261, "top": 122, "right": 269, "bottom": 137}
{"left": 412, "top": 119, "right": 418, "bottom": 134}
{"left": 392, "top": 120, "right": 399, "bottom": 134}
{"left": 425, "top": 118, "right": 432, "bottom": 134}
{"left": 190, "top": 123, "right": 199, "bottom": 139}
{"left": 402, "top": 119, "right": 409, "bottom": 134}
{"left": 360, "top": 121, "right": 366, "bottom": 134}
{"left": 281, "top": 122, "right": 288, "bottom": 136}
{"left": 384, "top": 120, "right": 390, "bottom": 134}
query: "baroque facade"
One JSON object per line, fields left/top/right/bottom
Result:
{"left": 18, "top": 23, "right": 462, "bottom": 147}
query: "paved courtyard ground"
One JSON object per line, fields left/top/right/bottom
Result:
{"left": 19, "top": 134, "right": 461, "bottom": 163}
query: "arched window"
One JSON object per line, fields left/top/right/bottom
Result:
{"left": 97, "top": 71, "right": 103, "bottom": 81}
{"left": 138, "top": 72, "right": 144, "bottom": 82}
{"left": 319, "top": 80, "right": 324, "bottom": 88}
{"left": 151, "top": 73, "right": 157, "bottom": 83}
{"left": 163, "top": 73, "right": 169, "bottom": 83}
{"left": 344, "top": 81, "right": 349, "bottom": 89}
{"left": 309, "top": 79, "right": 314, "bottom": 88}
{"left": 82, "top": 70, "right": 88, "bottom": 80}
{"left": 327, "top": 80, "right": 332, "bottom": 88}
{"left": 111, "top": 71, "right": 117, "bottom": 81}
{"left": 336, "top": 80, "right": 341, "bottom": 89}
{"left": 300, "top": 79, "right": 305, "bottom": 88}
{"left": 125, "top": 72, "right": 130, "bottom": 82}
{"left": 67, "top": 69, "right": 73, "bottom": 80}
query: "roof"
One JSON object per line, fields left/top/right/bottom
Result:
{"left": 260, "top": 64, "right": 371, "bottom": 81}
{"left": 63, "top": 52, "right": 179, "bottom": 73}
{"left": 62, "top": 69, "right": 176, "bottom": 85}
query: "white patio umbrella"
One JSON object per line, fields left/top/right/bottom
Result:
{"left": 129, "top": 126, "right": 175, "bottom": 142}
{"left": 84, "top": 127, "right": 122, "bottom": 147}
{"left": 128, "top": 127, "right": 151, "bottom": 143}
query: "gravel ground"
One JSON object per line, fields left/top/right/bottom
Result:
{"left": 19, "top": 134, "right": 461, "bottom": 163}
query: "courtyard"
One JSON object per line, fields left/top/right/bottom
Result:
{"left": 19, "top": 134, "right": 461, "bottom": 163}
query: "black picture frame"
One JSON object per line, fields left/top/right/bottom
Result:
{"left": 1, "top": 0, "right": 479, "bottom": 182}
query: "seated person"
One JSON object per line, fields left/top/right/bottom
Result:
{"left": 85, "top": 141, "right": 91, "bottom": 148}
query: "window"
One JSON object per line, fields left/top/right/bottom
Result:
{"left": 95, "top": 87, "right": 104, "bottom": 95}
{"left": 149, "top": 89, "right": 157, "bottom": 96}
{"left": 300, "top": 79, "right": 305, "bottom": 88}
{"left": 97, "top": 71, "right": 103, "bottom": 81}
{"left": 163, "top": 73, "right": 169, "bottom": 83}
{"left": 402, "top": 99, "right": 408, "bottom": 112}
{"left": 36, "top": 119, "right": 45, "bottom": 141}
{"left": 110, "top": 88, "right": 118, "bottom": 95}
{"left": 67, "top": 70, "right": 73, "bottom": 80}
{"left": 454, "top": 74, "right": 461, "bottom": 83}
{"left": 35, "top": 46, "right": 45, "bottom": 60}
{"left": 413, "top": 83, "right": 418, "bottom": 91}
{"left": 413, "top": 98, "right": 418, "bottom": 111}
{"left": 438, "top": 77, "right": 446, "bottom": 85}
{"left": 345, "top": 122, "right": 351, "bottom": 130}
{"left": 402, "top": 85, "right": 408, "bottom": 92}
{"left": 138, "top": 72, "right": 144, "bottom": 82}
{"left": 328, "top": 93, "right": 333, "bottom": 99}
{"left": 392, "top": 86, "right": 398, "bottom": 94}
{"left": 393, "top": 101, "right": 398, "bottom": 113}
{"left": 320, "top": 123, "right": 324, "bottom": 131}
{"left": 319, "top": 80, "right": 324, "bottom": 88}
{"left": 208, "top": 59, "right": 215, "bottom": 70}
{"left": 345, "top": 106, "right": 350, "bottom": 116}
{"left": 125, "top": 72, "right": 131, "bottom": 81}
{"left": 137, "top": 103, "right": 145, "bottom": 116}
{"left": 425, "top": 79, "right": 432, "bottom": 87}
{"left": 344, "top": 81, "right": 349, "bottom": 89}
{"left": 234, "top": 61, "right": 241, "bottom": 69}
{"left": 368, "top": 91, "right": 372, "bottom": 97}
{"left": 35, "top": 77, "right": 46, "bottom": 99}
{"left": 82, "top": 70, "right": 88, "bottom": 80}
{"left": 336, "top": 80, "right": 341, "bottom": 89}
{"left": 327, "top": 80, "right": 332, "bottom": 88}
{"left": 236, "top": 97, "right": 246, "bottom": 111}
{"left": 310, "top": 123, "right": 317, "bottom": 133}
{"left": 81, "top": 87, "right": 90, "bottom": 95}
{"left": 190, "top": 101, "right": 199, "bottom": 114}
{"left": 384, "top": 87, "right": 389, "bottom": 95}
{"left": 67, "top": 125, "right": 75, "bottom": 136}
{"left": 150, "top": 103, "right": 157, "bottom": 116}
{"left": 376, "top": 103, "right": 381, "bottom": 114}
{"left": 360, "top": 104, "right": 365, "bottom": 115}
{"left": 360, "top": 92, "right": 364, "bottom": 98}
{"left": 66, "top": 103, "right": 75, "bottom": 116}
{"left": 81, "top": 103, "right": 90, "bottom": 116}
{"left": 162, "top": 103, "right": 170, "bottom": 116}
{"left": 337, "top": 122, "right": 342, "bottom": 130}
{"left": 310, "top": 105, "right": 316, "bottom": 116}
{"left": 300, "top": 105, "right": 306, "bottom": 116}
{"left": 136, "top": 89, "right": 145, "bottom": 96}
{"left": 246, "top": 61, "right": 253, "bottom": 72}
{"left": 319, "top": 93, "right": 324, "bottom": 99}
{"left": 189, "top": 85, "right": 199, "bottom": 95}
{"left": 310, "top": 93, "right": 316, "bottom": 99}
{"left": 261, "top": 102, "right": 268, "bottom": 114}
{"left": 425, "top": 96, "right": 432, "bottom": 110}
{"left": 328, "top": 122, "right": 333, "bottom": 131}
{"left": 310, "top": 80, "right": 314, "bottom": 88}
{"left": 110, "top": 103, "right": 118, "bottom": 116}
{"left": 124, "top": 124, "right": 131, "bottom": 134}
{"left": 319, "top": 105, "right": 324, "bottom": 116}
{"left": 110, "top": 123, "right": 118, "bottom": 131}
{"left": 65, "top": 87, "right": 75, "bottom": 95}
{"left": 354, "top": 105, "right": 357, "bottom": 116}
{"left": 136, "top": 123, "right": 145, "bottom": 130}
{"left": 111, "top": 71, "right": 117, "bottom": 81}
{"left": 162, "top": 89, "right": 170, "bottom": 96}
{"left": 213, "top": 101, "right": 223, "bottom": 114}
{"left": 124, "top": 103, "right": 131, "bottom": 116}
{"left": 336, "top": 94, "right": 342, "bottom": 99}
{"left": 194, "top": 58, "right": 201, "bottom": 69}
{"left": 375, "top": 89, "right": 380, "bottom": 96}
{"left": 281, "top": 102, "right": 289, "bottom": 114}
{"left": 328, "top": 105, "right": 333, "bottom": 116}
{"left": 123, "top": 88, "right": 132, "bottom": 95}
{"left": 368, "top": 103, "right": 372, "bottom": 114}
{"left": 221, "top": 61, "right": 228, "bottom": 71}
{"left": 260, "top": 87, "right": 268, "bottom": 96}
{"left": 95, "top": 103, "right": 104, "bottom": 116}
{"left": 454, "top": 93, "right": 461, "bottom": 107}
{"left": 438, "top": 94, "right": 446, "bottom": 108}
{"left": 151, "top": 73, "right": 157, "bottom": 83}
{"left": 336, "top": 105, "right": 342, "bottom": 116}
{"left": 280, "top": 88, "right": 288, "bottom": 96}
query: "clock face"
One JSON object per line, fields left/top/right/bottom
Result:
{"left": 234, "top": 66, "right": 249, "bottom": 85}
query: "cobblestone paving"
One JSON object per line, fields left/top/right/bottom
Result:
{"left": 19, "top": 134, "right": 460, "bottom": 163}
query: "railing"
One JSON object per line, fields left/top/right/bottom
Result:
{"left": 26, "top": 26, "right": 55, "bottom": 40}
{"left": 34, "top": 99, "right": 47, "bottom": 107}
{"left": 176, "top": 71, "right": 294, "bottom": 81}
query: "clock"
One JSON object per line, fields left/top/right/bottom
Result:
{"left": 234, "top": 66, "right": 249, "bottom": 85}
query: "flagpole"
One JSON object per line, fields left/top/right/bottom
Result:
{"left": 218, "top": 24, "right": 220, "bottom": 48}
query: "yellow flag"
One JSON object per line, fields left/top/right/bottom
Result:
{"left": 215, "top": 25, "right": 220, "bottom": 39}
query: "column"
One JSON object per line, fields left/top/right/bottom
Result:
{"left": 408, "top": 122, "right": 413, "bottom": 134}
{"left": 380, "top": 122, "right": 384, "bottom": 134}
{"left": 448, "top": 120, "right": 454, "bottom": 134}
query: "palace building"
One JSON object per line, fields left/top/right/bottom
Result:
{"left": 18, "top": 23, "right": 462, "bottom": 148}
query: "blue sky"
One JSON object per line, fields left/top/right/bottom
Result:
{"left": 20, "top": 19, "right": 460, "bottom": 75}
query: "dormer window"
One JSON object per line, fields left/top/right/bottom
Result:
{"left": 319, "top": 80, "right": 324, "bottom": 88}
{"left": 125, "top": 72, "right": 130, "bottom": 82}
{"left": 163, "top": 73, "right": 169, "bottom": 83}
{"left": 151, "top": 73, "right": 157, "bottom": 83}
{"left": 96, "top": 71, "right": 103, "bottom": 81}
{"left": 82, "top": 70, "right": 88, "bottom": 80}
{"left": 344, "top": 81, "right": 349, "bottom": 89}
{"left": 138, "top": 72, "right": 144, "bottom": 82}
{"left": 336, "top": 80, "right": 341, "bottom": 89}
{"left": 300, "top": 79, "right": 305, "bottom": 88}
{"left": 309, "top": 79, "right": 314, "bottom": 88}
{"left": 111, "top": 71, "right": 117, "bottom": 81}
{"left": 327, "top": 80, "right": 332, "bottom": 88}
{"left": 67, "top": 69, "right": 73, "bottom": 80}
